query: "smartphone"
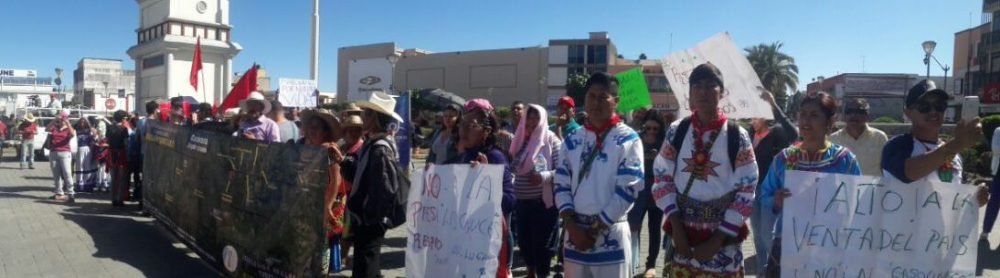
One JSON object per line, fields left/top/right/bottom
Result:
{"left": 961, "top": 96, "right": 980, "bottom": 122}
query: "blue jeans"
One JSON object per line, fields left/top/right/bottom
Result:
{"left": 20, "top": 141, "right": 34, "bottom": 167}
{"left": 750, "top": 199, "right": 777, "bottom": 275}
{"left": 626, "top": 188, "right": 663, "bottom": 270}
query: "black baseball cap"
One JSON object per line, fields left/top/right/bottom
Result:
{"left": 905, "top": 79, "right": 950, "bottom": 107}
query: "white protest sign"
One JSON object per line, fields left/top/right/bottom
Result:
{"left": 781, "top": 171, "right": 979, "bottom": 278}
{"left": 278, "top": 78, "right": 317, "bottom": 108}
{"left": 661, "top": 33, "right": 772, "bottom": 119}
{"left": 405, "top": 164, "right": 504, "bottom": 278}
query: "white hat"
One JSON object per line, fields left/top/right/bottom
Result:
{"left": 240, "top": 91, "right": 272, "bottom": 115}
{"left": 355, "top": 91, "right": 403, "bottom": 123}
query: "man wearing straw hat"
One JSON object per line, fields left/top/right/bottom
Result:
{"left": 347, "top": 91, "right": 405, "bottom": 278}
{"left": 237, "top": 91, "right": 280, "bottom": 143}
{"left": 18, "top": 113, "right": 39, "bottom": 170}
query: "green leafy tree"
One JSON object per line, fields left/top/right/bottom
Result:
{"left": 566, "top": 73, "right": 589, "bottom": 110}
{"left": 746, "top": 42, "right": 799, "bottom": 109}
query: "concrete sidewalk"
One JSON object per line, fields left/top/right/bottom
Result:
{"left": 0, "top": 153, "right": 218, "bottom": 278}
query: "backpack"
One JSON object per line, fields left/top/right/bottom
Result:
{"left": 353, "top": 137, "right": 410, "bottom": 229}
{"left": 670, "top": 117, "right": 741, "bottom": 171}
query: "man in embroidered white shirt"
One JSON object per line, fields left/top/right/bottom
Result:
{"left": 554, "top": 72, "right": 644, "bottom": 278}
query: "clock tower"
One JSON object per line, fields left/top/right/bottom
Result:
{"left": 127, "top": 0, "right": 242, "bottom": 111}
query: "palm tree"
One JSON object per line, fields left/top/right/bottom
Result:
{"left": 745, "top": 42, "right": 799, "bottom": 109}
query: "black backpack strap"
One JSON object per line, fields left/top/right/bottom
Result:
{"left": 670, "top": 117, "right": 692, "bottom": 155}
{"left": 726, "top": 121, "right": 740, "bottom": 171}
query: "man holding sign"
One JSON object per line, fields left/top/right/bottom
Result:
{"left": 554, "top": 72, "right": 644, "bottom": 277}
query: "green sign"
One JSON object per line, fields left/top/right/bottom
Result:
{"left": 615, "top": 67, "right": 652, "bottom": 113}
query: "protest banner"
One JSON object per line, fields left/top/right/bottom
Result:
{"left": 394, "top": 91, "right": 412, "bottom": 171}
{"left": 615, "top": 67, "right": 653, "bottom": 113}
{"left": 405, "top": 164, "right": 504, "bottom": 278}
{"left": 661, "top": 33, "right": 772, "bottom": 119}
{"left": 781, "top": 171, "right": 979, "bottom": 278}
{"left": 278, "top": 78, "right": 318, "bottom": 108}
{"left": 143, "top": 121, "right": 329, "bottom": 277}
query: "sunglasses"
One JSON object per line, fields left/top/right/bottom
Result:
{"left": 913, "top": 101, "right": 947, "bottom": 114}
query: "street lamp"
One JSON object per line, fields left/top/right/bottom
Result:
{"left": 387, "top": 54, "right": 400, "bottom": 93}
{"left": 921, "top": 40, "right": 952, "bottom": 92}
{"left": 922, "top": 40, "right": 937, "bottom": 79}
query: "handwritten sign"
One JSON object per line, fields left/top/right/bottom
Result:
{"left": 615, "top": 67, "right": 652, "bottom": 113}
{"left": 278, "top": 78, "right": 317, "bottom": 108}
{"left": 781, "top": 171, "right": 979, "bottom": 277}
{"left": 406, "top": 164, "right": 504, "bottom": 278}
{"left": 661, "top": 33, "right": 772, "bottom": 119}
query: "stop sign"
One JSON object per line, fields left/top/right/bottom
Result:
{"left": 105, "top": 99, "right": 116, "bottom": 110}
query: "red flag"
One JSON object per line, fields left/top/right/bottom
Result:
{"left": 190, "top": 38, "right": 203, "bottom": 91}
{"left": 219, "top": 64, "right": 259, "bottom": 112}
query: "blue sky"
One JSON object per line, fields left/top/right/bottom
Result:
{"left": 0, "top": 0, "right": 981, "bottom": 93}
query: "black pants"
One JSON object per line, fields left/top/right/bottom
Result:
{"left": 515, "top": 199, "right": 559, "bottom": 277}
{"left": 352, "top": 224, "right": 386, "bottom": 278}
{"left": 129, "top": 157, "right": 142, "bottom": 202}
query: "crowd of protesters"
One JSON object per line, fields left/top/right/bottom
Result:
{"left": 3, "top": 61, "right": 998, "bottom": 277}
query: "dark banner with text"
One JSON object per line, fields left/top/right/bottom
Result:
{"left": 143, "top": 120, "right": 329, "bottom": 277}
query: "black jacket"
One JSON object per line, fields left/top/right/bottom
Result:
{"left": 748, "top": 107, "right": 799, "bottom": 185}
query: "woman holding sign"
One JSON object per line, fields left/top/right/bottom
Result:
{"left": 298, "top": 109, "right": 348, "bottom": 274}
{"left": 509, "top": 104, "right": 562, "bottom": 278}
{"left": 445, "top": 99, "right": 515, "bottom": 278}
{"left": 759, "top": 92, "right": 862, "bottom": 276}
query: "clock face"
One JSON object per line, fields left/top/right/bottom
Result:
{"left": 196, "top": 1, "right": 208, "bottom": 14}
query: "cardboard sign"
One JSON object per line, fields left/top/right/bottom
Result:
{"left": 661, "top": 33, "right": 772, "bottom": 119}
{"left": 781, "top": 171, "right": 979, "bottom": 277}
{"left": 405, "top": 165, "right": 504, "bottom": 278}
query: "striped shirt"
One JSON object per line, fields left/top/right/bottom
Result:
{"left": 512, "top": 135, "right": 561, "bottom": 200}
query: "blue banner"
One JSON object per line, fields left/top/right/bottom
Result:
{"left": 394, "top": 91, "right": 411, "bottom": 171}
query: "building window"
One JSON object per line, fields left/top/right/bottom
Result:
{"left": 595, "top": 45, "right": 607, "bottom": 64}
{"left": 647, "top": 75, "right": 670, "bottom": 92}
{"left": 567, "top": 45, "right": 584, "bottom": 64}
{"left": 587, "top": 45, "right": 608, "bottom": 65}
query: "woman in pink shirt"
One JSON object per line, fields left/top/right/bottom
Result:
{"left": 45, "top": 111, "right": 76, "bottom": 202}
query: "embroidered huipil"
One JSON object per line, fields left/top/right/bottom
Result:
{"left": 759, "top": 143, "right": 861, "bottom": 236}
{"left": 554, "top": 122, "right": 644, "bottom": 265}
{"left": 650, "top": 119, "right": 757, "bottom": 275}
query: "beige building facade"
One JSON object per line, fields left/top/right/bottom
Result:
{"left": 337, "top": 32, "right": 680, "bottom": 112}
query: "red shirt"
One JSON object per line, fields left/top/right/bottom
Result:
{"left": 19, "top": 122, "right": 37, "bottom": 140}
{"left": 0, "top": 121, "right": 7, "bottom": 138}
{"left": 47, "top": 125, "right": 73, "bottom": 153}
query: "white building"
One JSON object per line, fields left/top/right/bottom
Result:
{"left": 73, "top": 58, "right": 136, "bottom": 112}
{"left": 127, "top": 0, "right": 242, "bottom": 113}
{"left": 0, "top": 69, "right": 57, "bottom": 116}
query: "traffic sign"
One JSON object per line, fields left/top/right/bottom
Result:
{"left": 105, "top": 99, "right": 116, "bottom": 110}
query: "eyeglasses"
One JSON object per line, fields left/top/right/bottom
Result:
{"left": 913, "top": 101, "right": 947, "bottom": 114}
